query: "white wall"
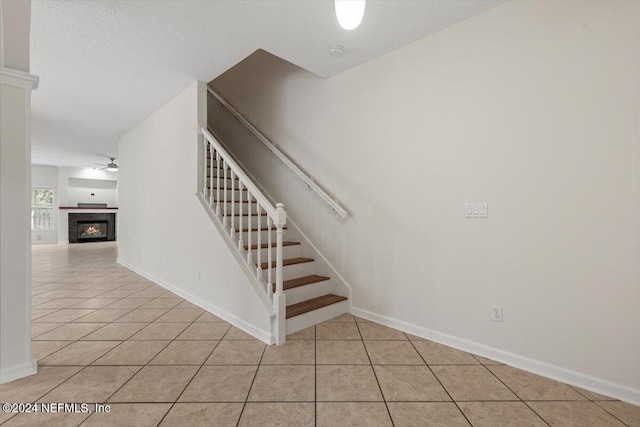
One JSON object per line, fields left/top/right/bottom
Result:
{"left": 31, "top": 164, "right": 58, "bottom": 244}
{"left": 210, "top": 0, "right": 640, "bottom": 403}
{"left": 57, "top": 167, "right": 118, "bottom": 207}
{"left": 0, "top": 0, "right": 30, "bottom": 72}
{"left": 118, "top": 81, "right": 273, "bottom": 342}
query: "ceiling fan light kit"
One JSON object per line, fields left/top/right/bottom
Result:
{"left": 94, "top": 157, "right": 119, "bottom": 171}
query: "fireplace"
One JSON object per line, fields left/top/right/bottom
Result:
{"left": 68, "top": 213, "right": 116, "bottom": 243}
{"left": 77, "top": 221, "right": 108, "bottom": 242}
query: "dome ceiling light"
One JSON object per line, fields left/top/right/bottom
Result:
{"left": 334, "top": 0, "right": 366, "bottom": 30}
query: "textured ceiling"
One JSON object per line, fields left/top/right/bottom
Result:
{"left": 30, "top": 0, "right": 502, "bottom": 167}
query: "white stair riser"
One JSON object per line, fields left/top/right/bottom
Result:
{"left": 284, "top": 279, "right": 332, "bottom": 305}
{"left": 248, "top": 245, "right": 300, "bottom": 261}
{"left": 241, "top": 229, "right": 290, "bottom": 243}
{"left": 286, "top": 300, "right": 349, "bottom": 335}
{"left": 274, "top": 262, "right": 314, "bottom": 281}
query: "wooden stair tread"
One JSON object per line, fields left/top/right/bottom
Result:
{"left": 245, "top": 241, "right": 299, "bottom": 250}
{"left": 260, "top": 257, "right": 313, "bottom": 270}
{"left": 273, "top": 274, "right": 330, "bottom": 292}
{"left": 286, "top": 294, "right": 347, "bottom": 319}
{"left": 240, "top": 227, "right": 288, "bottom": 232}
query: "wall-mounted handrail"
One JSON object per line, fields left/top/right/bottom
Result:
{"left": 207, "top": 86, "right": 348, "bottom": 218}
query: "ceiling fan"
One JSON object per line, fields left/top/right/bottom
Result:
{"left": 94, "top": 157, "right": 119, "bottom": 171}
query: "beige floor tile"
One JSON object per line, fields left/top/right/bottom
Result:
{"left": 176, "top": 322, "right": 230, "bottom": 340}
{"left": 595, "top": 401, "right": 640, "bottom": 427}
{"left": 354, "top": 316, "right": 372, "bottom": 323}
{"left": 93, "top": 341, "right": 170, "bottom": 365}
{"left": 81, "top": 322, "right": 148, "bottom": 340}
{"left": 205, "top": 340, "right": 264, "bottom": 365}
{"left": 195, "top": 312, "right": 225, "bottom": 322}
{"left": 39, "top": 341, "right": 121, "bottom": 365}
{"left": 358, "top": 323, "right": 407, "bottom": 340}
{"left": 98, "top": 289, "right": 139, "bottom": 299}
{"left": 412, "top": 340, "right": 479, "bottom": 365}
{"left": 0, "top": 411, "right": 16, "bottom": 425}
{"left": 223, "top": 326, "right": 257, "bottom": 340}
{"left": 325, "top": 313, "right": 356, "bottom": 323}
{"left": 82, "top": 403, "right": 172, "bottom": 427}
{"left": 140, "top": 298, "right": 182, "bottom": 309}
{"left": 41, "top": 366, "right": 140, "bottom": 403}
{"left": 0, "top": 366, "right": 83, "bottom": 402}
{"left": 316, "top": 340, "right": 370, "bottom": 364}
{"left": 114, "top": 308, "right": 170, "bottom": 322}
{"left": 572, "top": 386, "right": 616, "bottom": 401}
{"left": 31, "top": 309, "right": 59, "bottom": 320}
{"left": 161, "top": 403, "right": 242, "bottom": 427}
{"left": 431, "top": 365, "right": 518, "bottom": 401}
{"left": 131, "top": 289, "right": 169, "bottom": 298}
{"left": 31, "top": 322, "right": 65, "bottom": 338}
{"left": 33, "top": 299, "right": 86, "bottom": 309}
{"left": 488, "top": 365, "right": 586, "bottom": 400}
{"left": 404, "top": 333, "right": 426, "bottom": 341}
{"left": 458, "top": 402, "right": 547, "bottom": 427}
{"left": 239, "top": 403, "right": 314, "bottom": 427}
{"left": 248, "top": 365, "right": 315, "bottom": 402}
{"left": 261, "top": 340, "right": 314, "bottom": 364}
{"left": 364, "top": 341, "right": 425, "bottom": 365}
{"left": 128, "top": 322, "right": 190, "bottom": 340}
{"left": 528, "top": 401, "right": 627, "bottom": 427}
{"left": 34, "top": 323, "right": 107, "bottom": 340}
{"left": 316, "top": 365, "right": 383, "bottom": 401}
{"left": 178, "top": 366, "right": 257, "bottom": 402}
{"left": 174, "top": 300, "right": 201, "bottom": 309}
{"left": 109, "top": 366, "right": 198, "bottom": 403}
{"left": 106, "top": 298, "right": 153, "bottom": 309}
{"left": 374, "top": 365, "right": 450, "bottom": 401}
{"left": 316, "top": 402, "right": 392, "bottom": 427}
{"left": 155, "top": 308, "right": 204, "bottom": 322}
{"left": 316, "top": 322, "right": 361, "bottom": 340}
{"left": 150, "top": 340, "right": 218, "bottom": 365}
{"left": 287, "top": 326, "right": 315, "bottom": 340}
{"left": 33, "top": 309, "right": 95, "bottom": 323}
{"left": 31, "top": 341, "right": 74, "bottom": 360}
{"left": 388, "top": 402, "right": 470, "bottom": 427}
{"left": 473, "top": 355, "right": 503, "bottom": 365}
{"left": 69, "top": 298, "right": 121, "bottom": 309}
{"left": 73, "top": 309, "right": 131, "bottom": 323}
{"left": 1, "top": 411, "right": 90, "bottom": 427}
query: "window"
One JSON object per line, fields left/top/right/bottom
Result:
{"left": 31, "top": 188, "right": 54, "bottom": 230}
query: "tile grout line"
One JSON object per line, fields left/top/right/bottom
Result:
{"left": 235, "top": 335, "right": 269, "bottom": 427}
{"left": 354, "top": 321, "right": 395, "bottom": 427}
{"left": 154, "top": 321, "right": 230, "bottom": 427}
{"left": 482, "top": 364, "right": 552, "bottom": 427}
{"left": 405, "top": 335, "right": 474, "bottom": 427}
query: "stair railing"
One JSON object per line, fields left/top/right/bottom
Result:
{"left": 207, "top": 86, "right": 348, "bottom": 218}
{"left": 200, "top": 125, "right": 287, "bottom": 344}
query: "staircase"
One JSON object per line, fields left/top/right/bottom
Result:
{"left": 198, "top": 126, "right": 349, "bottom": 344}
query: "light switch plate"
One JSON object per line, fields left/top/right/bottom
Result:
{"left": 465, "top": 202, "right": 488, "bottom": 218}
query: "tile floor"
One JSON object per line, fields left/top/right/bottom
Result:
{"left": 0, "top": 242, "right": 638, "bottom": 426}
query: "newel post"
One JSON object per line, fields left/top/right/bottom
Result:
{"left": 273, "top": 203, "right": 287, "bottom": 344}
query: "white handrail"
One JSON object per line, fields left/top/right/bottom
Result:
{"left": 207, "top": 86, "right": 348, "bottom": 218}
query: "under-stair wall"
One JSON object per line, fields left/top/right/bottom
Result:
{"left": 208, "top": 0, "right": 640, "bottom": 404}
{"left": 117, "top": 81, "right": 273, "bottom": 342}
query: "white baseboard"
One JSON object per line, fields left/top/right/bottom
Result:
{"left": 351, "top": 306, "right": 640, "bottom": 406}
{"left": 117, "top": 258, "right": 273, "bottom": 344}
{"left": 0, "top": 359, "right": 37, "bottom": 384}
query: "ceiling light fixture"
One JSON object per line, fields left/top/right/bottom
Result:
{"left": 334, "top": 0, "right": 366, "bottom": 30}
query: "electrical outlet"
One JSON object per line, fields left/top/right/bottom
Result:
{"left": 491, "top": 305, "right": 503, "bottom": 322}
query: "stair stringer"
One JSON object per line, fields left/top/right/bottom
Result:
{"left": 196, "top": 193, "right": 276, "bottom": 341}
